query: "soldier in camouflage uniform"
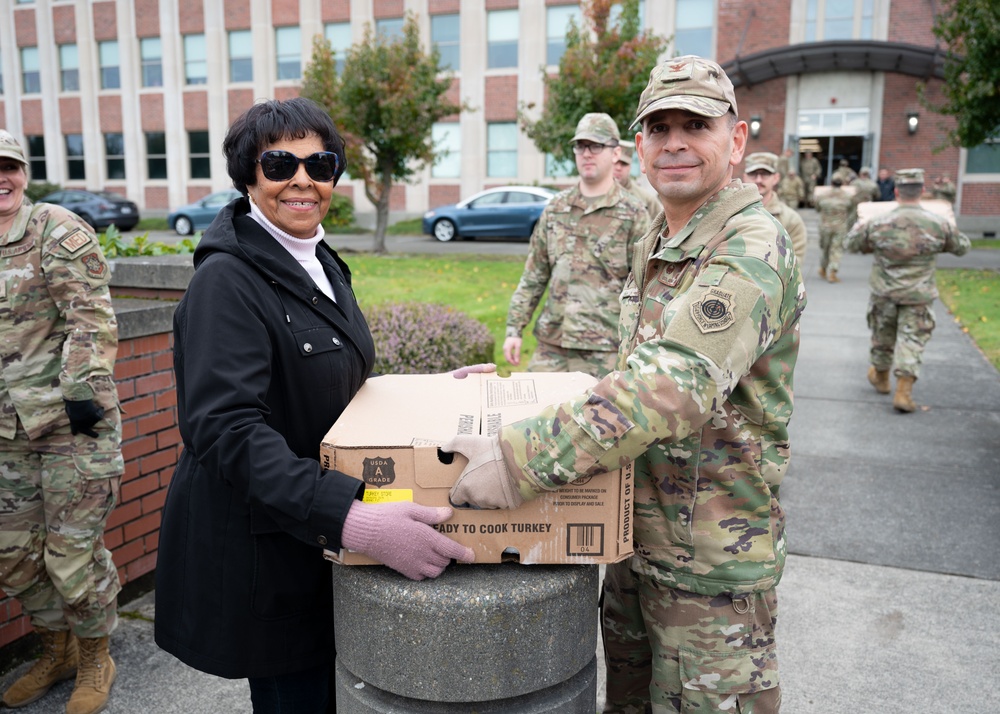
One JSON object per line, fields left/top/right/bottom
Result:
{"left": 931, "top": 175, "right": 956, "bottom": 204}
{"left": 848, "top": 167, "right": 880, "bottom": 227}
{"left": 830, "top": 158, "right": 857, "bottom": 185}
{"left": 448, "top": 56, "right": 805, "bottom": 714}
{"left": 799, "top": 151, "right": 822, "bottom": 207}
{"left": 776, "top": 168, "right": 804, "bottom": 208}
{"left": 614, "top": 141, "right": 662, "bottom": 220}
{"left": 844, "top": 168, "right": 969, "bottom": 412}
{"left": 0, "top": 131, "right": 122, "bottom": 714}
{"left": 743, "top": 151, "right": 807, "bottom": 263}
{"left": 504, "top": 113, "right": 649, "bottom": 379}
{"left": 815, "top": 177, "right": 853, "bottom": 283}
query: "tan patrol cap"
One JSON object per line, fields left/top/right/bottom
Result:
{"left": 630, "top": 55, "right": 738, "bottom": 130}
{"left": 571, "top": 113, "right": 620, "bottom": 145}
{"left": 895, "top": 168, "right": 925, "bottom": 185}
{"left": 745, "top": 152, "right": 779, "bottom": 174}
{"left": 0, "top": 130, "right": 27, "bottom": 166}
{"left": 617, "top": 140, "right": 635, "bottom": 162}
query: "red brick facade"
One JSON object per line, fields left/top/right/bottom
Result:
{"left": 322, "top": 0, "right": 351, "bottom": 22}
{"left": 223, "top": 0, "right": 252, "bottom": 30}
{"left": 92, "top": 2, "right": 118, "bottom": 42}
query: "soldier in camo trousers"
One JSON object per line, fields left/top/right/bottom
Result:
{"left": 447, "top": 56, "right": 805, "bottom": 713}
{"left": 815, "top": 177, "right": 853, "bottom": 283}
{"left": 504, "top": 113, "right": 649, "bottom": 379}
{"left": 844, "top": 168, "right": 970, "bottom": 412}
{"left": 0, "top": 131, "right": 123, "bottom": 714}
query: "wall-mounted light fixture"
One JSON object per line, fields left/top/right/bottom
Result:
{"left": 750, "top": 115, "right": 762, "bottom": 139}
{"left": 907, "top": 112, "right": 920, "bottom": 135}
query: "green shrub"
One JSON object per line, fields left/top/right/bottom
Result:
{"left": 26, "top": 181, "right": 61, "bottom": 202}
{"left": 366, "top": 302, "right": 494, "bottom": 375}
{"left": 323, "top": 192, "right": 355, "bottom": 229}
{"left": 98, "top": 225, "right": 198, "bottom": 258}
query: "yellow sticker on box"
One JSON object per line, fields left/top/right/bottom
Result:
{"left": 362, "top": 489, "right": 413, "bottom": 504}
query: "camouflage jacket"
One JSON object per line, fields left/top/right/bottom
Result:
{"left": 776, "top": 174, "right": 804, "bottom": 205}
{"left": 506, "top": 183, "right": 649, "bottom": 351}
{"left": 0, "top": 199, "right": 118, "bottom": 440}
{"left": 844, "top": 204, "right": 970, "bottom": 304}
{"left": 762, "top": 191, "right": 807, "bottom": 263}
{"left": 618, "top": 176, "right": 662, "bottom": 221}
{"left": 800, "top": 156, "right": 821, "bottom": 181}
{"left": 499, "top": 181, "right": 806, "bottom": 596}
{"left": 851, "top": 178, "right": 879, "bottom": 205}
{"left": 816, "top": 188, "right": 852, "bottom": 232}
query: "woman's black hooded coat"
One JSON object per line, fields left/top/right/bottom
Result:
{"left": 154, "top": 198, "right": 375, "bottom": 678}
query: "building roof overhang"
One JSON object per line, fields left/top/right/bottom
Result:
{"left": 722, "top": 40, "right": 952, "bottom": 88}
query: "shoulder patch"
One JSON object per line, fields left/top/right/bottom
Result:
{"left": 691, "top": 286, "right": 735, "bottom": 333}
{"left": 81, "top": 252, "right": 107, "bottom": 279}
{"left": 59, "top": 229, "right": 92, "bottom": 254}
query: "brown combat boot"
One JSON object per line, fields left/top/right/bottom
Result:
{"left": 65, "top": 636, "right": 116, "bottom": 714}
{"left": 893, "top": 375, "right": 917, "bottom": 413}
{"left": 818, "top": 267, "right": 827, "bottom": 279}
{"left": 867, "top": 366, "right": 891, "bottom": 394}
{"left": 2, "top": 629, "right": 78, "bottom": 708}
{"left": 827, "top": 269, "right": 840, "bottom": 283}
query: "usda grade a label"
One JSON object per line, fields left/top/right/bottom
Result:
{"left": 566, "top": 523, "right": 604, "bottom": 557}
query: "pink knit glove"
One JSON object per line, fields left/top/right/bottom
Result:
{"left": 341, "top": 500, "right": 475, "bottom": 580}
{"left": 449, "top": 363, "right": 496, "bottom": 379}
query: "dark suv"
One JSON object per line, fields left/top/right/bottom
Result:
{"left": 40, "top": 190, "right": 140, "bottom": 231}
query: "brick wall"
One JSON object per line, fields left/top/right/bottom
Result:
{"left": 484, "top": 76, "right": 518, "bottom": 121}
{"left": 92, "top": 2, "right": 118, "bottom": 42}
{"left": 322, "top": 0, "right": 351, "bottom": 23}
{"left": 0, "top": 330, "right": 180, "bottom": 650}
{"left": 717, "top": 0, "right": 793, "bottom": 64}
{"left": 735, "top": 81, "right": 789, "bottom": 160}
{"left": 878, "top": 74, "right": 959, "bottom": 180}
{"left": 223, "top": 0, "right": 251, "bottom": 30}
{"left": 960, "top": 184, "right": 1000, "bottom": 217}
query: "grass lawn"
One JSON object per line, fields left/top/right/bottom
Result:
{"left": 937, "top": 268, "right": 1000, "bottom": 370}
{"left": 346, "top": 253, "right": 536, "bottom": 374}
{"left": 971, "top": 238, "right": 1000, "bottom": 250}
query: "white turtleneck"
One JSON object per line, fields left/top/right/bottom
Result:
{"left": 248, "top": 199, "right": 336, "bottom": 302}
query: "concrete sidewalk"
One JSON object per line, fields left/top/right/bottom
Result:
{"left": 3, "top": 211, "right": 998, "bottom": 713}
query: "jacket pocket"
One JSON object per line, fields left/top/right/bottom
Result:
{"left": 251, "top": 529, "right": 329, "bottom": 620}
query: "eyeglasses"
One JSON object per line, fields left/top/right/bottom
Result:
{"left": 256, "top": 150, "right": 339, "bottom": 183}
{"left": 572, "top": 142, "right": 614, "bottom": 155}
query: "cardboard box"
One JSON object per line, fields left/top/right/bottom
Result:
{"left": 856, "top": 198, "right": 956, "bottom": 226}
{"left": 321, "top": 372, "right": 633, "bottom": 566}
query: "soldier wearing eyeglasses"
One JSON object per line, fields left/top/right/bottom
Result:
{"left": 503, "top": 113, "right": 650, "bottom": 378}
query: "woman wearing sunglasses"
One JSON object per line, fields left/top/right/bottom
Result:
{"left": 153, "top": 98, "right": 474, "bottom": 713}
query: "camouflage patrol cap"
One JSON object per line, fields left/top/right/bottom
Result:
{"left": 617, "top": 140, "right": 635, "bottom": 163}
{"left": 745, "top": 152, "right": 779, "bottom": 174}
{"left": 571, "top": 113, "right": 620, "bottom": 145}
{"left": 895, "top": 168, "right": 925, "bottom": 185}
{"left": 630, "top": 55, "right": 738, "bottom": 130}
{"left": 0, "top": 130, "right": 27, "bottom": 166}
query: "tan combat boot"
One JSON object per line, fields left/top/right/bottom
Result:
{"left": 867, "top": 366, "right": 891, "bottom": 394}
{"left": 65, "top": 636, "right": 116, "bottom": 714}
{"left": 818, "top": 267, "right": 827, "bottom": 280}
{"left": 2, "top": 629, "right": 78, "bottom": 708}
{"left": 827, "top": 269, "right": 840, "bottom": 283}
{"left": 893, "top": 375, "right": 917, "bottom": 413}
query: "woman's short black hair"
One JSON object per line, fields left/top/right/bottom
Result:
{"left": 223, "top": 97, "right": 347, "bottom": 195}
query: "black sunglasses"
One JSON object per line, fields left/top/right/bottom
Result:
{"left": 256, "top": 150, "right": 339, "bottom": 183}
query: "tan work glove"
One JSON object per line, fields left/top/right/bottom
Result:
{"left": 444, "top": 434, "right": 523, "bottom": 510}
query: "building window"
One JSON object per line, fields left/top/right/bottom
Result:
{"left": 545, "top": 153, "right": 575, "bottom": 178}
{"left": 141, "top": 38, "right": 163, "bottom": 88}
{"left": 26, "top": 136, "right": 46, "bottom": 180}
{"left": 610, "top": 0, "right": 646, "bottom": 25}
{"left": 431, "top": 14, "right": 460, "bottom": 71}
{"left": 228, "top": 30, "right": 253, "bottom": 82}
{"left": 967, "top": 139, "right": 1000, "bottom": 174}
{"left": 806, "top": 0, "right": 874, "bottom": 42}
{"left": 21, "top": 47, "right": 41, "bottom": 94}
{"left": 431, "top": 123, "right": 461, "bottom": 178}
{"left": 184, "top": 34, "right": 207, "bottom": 85}
{"left": 675, "top": 0, "right": 714, "bottom": 58}
{"left": 189, "top": 131, "right": 211, "bottom": 179}
{"left": 99, "top": 41, "right": 120, "bottom": 89}
{"left": 66, "top": 134, "right": 85, "bottom": 180}
{"left": 146, "top": 132, "right": 167, "bottom": 179}
{"left": 105, "top": 133, "right": 125, "bottom": 179}
{"left": 59, "top": 44, "right": 79, "bottom": 92}
{"left": 487, "top": 10, "right": 518, "bottom": 70}
{"left": 324, "top": 23, "right": 351, "bottom": 74}
{"left": 487, "top": 122, "right": 517, "bottom": 177}
{"left": 546, "top": 5, "right": 581, "bottom": 66}
{"left": 275, "top": 26, "right": 301, "bottom": 80}
{"left": 376, "top": 18, "right": 405, "bottom": 41}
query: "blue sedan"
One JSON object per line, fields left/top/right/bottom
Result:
{"left": 167, "top": 189, "right": 242, "bottom": 235}
{"left": 422, "top": 186, "right": 557, "bottom": 242}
